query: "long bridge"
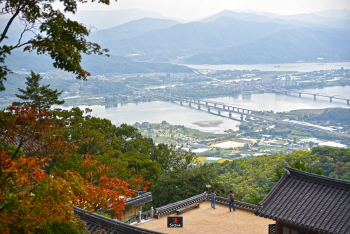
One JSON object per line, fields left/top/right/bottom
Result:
{"left": 270, "top": 89, "right": 350, "bottom": 105}
{"left": 158, "top": 94, "right": 257, "bottom": 120}
{"left": 157, "top": 94, "right": 350, "bottom": 139}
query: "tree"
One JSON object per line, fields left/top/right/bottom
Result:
{"left": 15, "top": 71, "right": 64, "bottom": 110}
{"left": 272, "top": 159, "right": 324, "bottom": 182}
{"left": 151, "top": 165, "right": 227, "bottom": 208}
{"left": 289, "top": 159, "right": 312, "bottom": 173}
{"left": 0, "top": 103, "right": 149, "bottom": 233}
{"left": 0, "top": 0, "right": 111, "bottom": 91}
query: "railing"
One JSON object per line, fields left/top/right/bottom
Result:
{"left": 153, "top": 192, "right": 258, "bottom": 217}
{"left": 140, "top": 210, "right": 151, "bottom": 220}
{"left": 74, "top": 207, "right": 163, "bottom": 234}
{"left": 212, "top": 196, "right": 259, "bottom": 212}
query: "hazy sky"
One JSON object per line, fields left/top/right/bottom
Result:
{"left": 76, "top": 0, "right": 350, "bottom": 20}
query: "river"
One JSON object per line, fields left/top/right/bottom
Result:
{"left": 185, "top": 62, "right": 350, "bottom": 72}
{"left": 209, "top": 86, "right": 350, "bottom": 113}
{"left": 76, "top": 86, "right": 350, "bottom": 134}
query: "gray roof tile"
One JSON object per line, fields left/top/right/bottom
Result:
{"left": 255, "top": 167, "right": 350, "bottom": 234}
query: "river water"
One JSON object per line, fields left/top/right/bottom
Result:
{"left": 80, "top": 86, "right": 350, "bottom": 134}
{"left": 185, "top": 62, "right": 350, "bottom": 72}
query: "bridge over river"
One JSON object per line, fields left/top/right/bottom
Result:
{"left": 270, "top": 89, "right": 350, "bottom": 105}
{"left": 158, "top": 94, "right": 350, "bottom": 139}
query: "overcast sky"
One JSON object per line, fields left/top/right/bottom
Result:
{"left": 75, "top": 0, "right": 350, "bottom": 20}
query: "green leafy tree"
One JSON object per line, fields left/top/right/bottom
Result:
{"left": 151, "top": 165, "right": 227, "bottom": 207}
{"left": 0, "top": 0, "right": 111, "bottom": 91}
{"left": 289, "top": 159, "right": 312, "bottom": 173}
{"left": 15, "top": 71, "right": 64, "bottom": 110}
{"left": 272, "top": 167, "right": 285, "bottom": 182}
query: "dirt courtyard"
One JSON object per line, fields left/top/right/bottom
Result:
{"left": 137, "top": 201, "right": 274, "bottom": 234}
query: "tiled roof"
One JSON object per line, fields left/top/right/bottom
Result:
{"left": 74, "top": 207, "right": 164, "bottom": 234}
{"left": 1, "top": 135, "right": 41, "bottom": 156}
{"left": 154, "top": 192, "right": 207, "bottom": 216}
{"left": 125, "top": 192, "right": 152, "bottom": 209}
{"left": 255, "top": 167, "right": 350, "bottom": 234}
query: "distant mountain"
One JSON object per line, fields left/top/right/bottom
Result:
{"left": 260, "top": 12, "right": 350, "bottom": 30}
{"left": 185, "top": 28, "right": 350, "bottom": 64}
{"left": 201, "top": 10, "right": 275, "bottom": 23}
{"left": 312, "top": 9, "right": 350, "bottom": 19}
{"left": 103, "top": 17, "right": 295, "bottom": 62}
{"left": 0, "top": 9, "right": 178, "bottom": 46}
{"left": 267, "top": 13, "right": 340, "bottom": 23}
{"left": 66, "top": 9, "right": 178, "bottom": 31}
{"left": 201, "top": 10, "right": 350, "bottom": 30}
{"left": 81, "top": 55, "right": 193, "bottom": 74}
{"left": 89, "top": 18, "right": 179, "bottom": 44}
{"left": 4, "top": 51, "right": 193, "bottom": 74}
{"left": 201, "top": 10, "right": 315, "bottom": 27}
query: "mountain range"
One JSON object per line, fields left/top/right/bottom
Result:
{"left": 102, "top": 17, "right": 297, "bottom": 62}
{"left": 88, "top": 18, "right": 179, "bottom": 44}
{"left": 2, "top": 8, "right": 350, "bottom": 73}
{"left": 185, "top": 28, "right": 350, "bottom": 64}
{"left": 4, "top": 51, "right": 193, "bottom": 75}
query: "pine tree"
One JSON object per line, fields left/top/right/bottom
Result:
{"left": 16, "top": 71, "right": 64, "bottom": 110}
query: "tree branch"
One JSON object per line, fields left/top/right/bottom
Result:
{"left": 11, "top": 135, "right": 24, "bottom": 160}
{"left": 0, "top": 1, "right": 24, "bottom": 43}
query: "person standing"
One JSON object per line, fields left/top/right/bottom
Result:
{"left": 229, "top": 190, "right": 236, "bottom": 212}
{"left": 211, "top": 190, "right": 216, "bottom": 209}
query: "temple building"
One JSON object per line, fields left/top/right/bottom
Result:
{"left": 75, "top": 167, "right": 350, "bottom": 234}
{"left": 255, "top": 167, "right": 350, "bottom": 234}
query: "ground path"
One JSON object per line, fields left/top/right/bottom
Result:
{"left": 137, "top": 201, "right": 274, "bottom": 234}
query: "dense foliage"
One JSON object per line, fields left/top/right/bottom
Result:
{"left": 0, "top": 104, "right": 147, "bottom": 233}
{"left": 308, "top": 108, "right": 350, "bottom": 126}
{"left": 211, "top": 147, "right": 350, "bottom": 204}
{"left": 0, "top": 100, "right": 225, "bottom": 233}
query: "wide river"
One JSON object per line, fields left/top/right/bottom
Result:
{"left": 185, "top": 62, "right": 350, "bottom": 72}
{"left": 82, "top": 86, "right": 350, "bottom": 134}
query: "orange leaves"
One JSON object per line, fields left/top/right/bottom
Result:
{"left": 1, "top": 103, "right": 151, "bottom": 232}
{"left": 2, "top": 153, "right": 48, "bottom": 186}
{"left": 81, "top": 153, "right": 100, "bottom": 169}
{"left": 1, "top": 103, "right": 74, "bottom": 162}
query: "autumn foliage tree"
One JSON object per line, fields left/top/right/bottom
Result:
{"left": 0, "top": 103, "right": 149, "bottom": 233}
